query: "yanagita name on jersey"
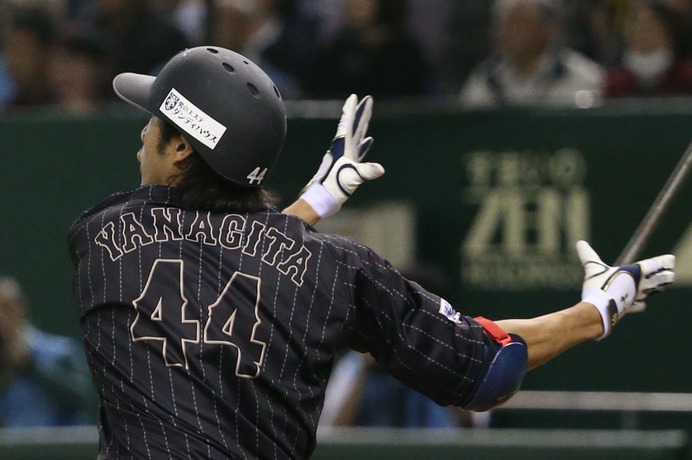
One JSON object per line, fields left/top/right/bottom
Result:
{"left": 94, "top": 208, "right": 312, "bottom": 286}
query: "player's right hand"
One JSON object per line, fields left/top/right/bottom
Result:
{"left": 299, "top": 94, "right": 385, "bottom": 219}
{"left": 575, "top": 240, "right": 675, "bottom": 339}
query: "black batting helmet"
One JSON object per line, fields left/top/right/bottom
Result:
{"left": 112, "top": 46, "right": 287, "bottom": 187}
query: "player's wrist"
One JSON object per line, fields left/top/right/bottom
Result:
{"left": 582, "top": 271, "right": 635, "bottom": 341}
{"left": 299, "top": 183, "right": 341, "bottom": 218}
{"left": 582, "top": 289, "right": 615, "bottom": 340}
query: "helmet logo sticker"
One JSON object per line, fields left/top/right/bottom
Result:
{"left": 160, "top": 88, "right": 227, "bottom": 150}
{"left": 164, "top": 93, "right": 179, "bottom": 111}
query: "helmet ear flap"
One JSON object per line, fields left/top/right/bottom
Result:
{"left": 113, "top": 46, "right": 287, "bottom": 187}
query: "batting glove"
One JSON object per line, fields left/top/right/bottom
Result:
{"left": 299, "top": 94, "right": 385, "bottom": 218}
{"left": 576, "top": 240, "right": 675, "bottom": 340}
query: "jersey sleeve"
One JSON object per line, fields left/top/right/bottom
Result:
{"left": 329, "top": 237, "right": 488, "bottom": 408}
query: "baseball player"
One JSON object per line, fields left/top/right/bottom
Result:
{"left": 68, "top": 46, "right": 676, "bottom": 459}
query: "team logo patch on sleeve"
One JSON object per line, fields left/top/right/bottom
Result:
{"left": 160, "top": 88, "right": 227, "bottom": 149}
{"left": 439, "top": 299, "right": 462, "bottom": 324}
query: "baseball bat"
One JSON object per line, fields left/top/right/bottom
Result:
{"left": 615, "top": 139, "right": 692, "bottom": 265}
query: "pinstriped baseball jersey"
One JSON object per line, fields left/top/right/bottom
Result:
{"left": 68, "top": 185, "right": 488, "bottom": 459}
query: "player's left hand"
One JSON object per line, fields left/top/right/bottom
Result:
{"left": 576, "top": 240, "right": 675, "bottom": 339}
{"left": 299, "top": 94, "right": 385, "bottom": 219}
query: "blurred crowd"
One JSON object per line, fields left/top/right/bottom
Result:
{"left": 0, "top": 276, "right": 96, "bottom": 427}
{"left": 0, "top": 0, "right": 692, "bottom": 113}
{"left": 0, "top": 0, "right": 691, "bottom": 114}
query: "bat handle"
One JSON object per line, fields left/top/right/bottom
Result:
{"left": 615, "top": 139, "right": 692, "bottom": 265}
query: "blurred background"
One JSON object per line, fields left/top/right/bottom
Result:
{"left": 0, "top": 0, "right": 691, "bottom": 458}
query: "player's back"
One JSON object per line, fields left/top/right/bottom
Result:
{"left": 70, "top": 184, "right": 486, "bottom": 459}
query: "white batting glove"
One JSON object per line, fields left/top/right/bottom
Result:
{"left": 299, "top": 94, "right": 385, "bottom": 218}
{"left": 576, "top": 240, "right": 675, "bottom": 340}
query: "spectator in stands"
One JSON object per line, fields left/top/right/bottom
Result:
{"left": 0, "top": 276, "right": 95, "bottom": 427}
{"left": 1, "top": 5, "right": 56, "bottom": 110}
{"left": 150, "top": 0, "right": 208, "bottom": 46}
{"left": 305, "top": 0, "right": 434, "bottom": 100}
{"left": 563, "top": 0, "right": 626, "bottom": 68}
{"left": 90, "top": 0, "right": 189, "bottom": 81}
{"left": 459, "top": 0, "right": 604, "bottom": 108}
{"left": 47, "top": 24, "right": 109, "bottom": 114}
{"left": 208, "top": 0, "right": 320, "bottom": 99}
{"left": 605, "top": 0, "right": 692, "bottom": 98}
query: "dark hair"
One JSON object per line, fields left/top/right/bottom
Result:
{"left": 158, "top": 119, "right": 279, "bottom": 213}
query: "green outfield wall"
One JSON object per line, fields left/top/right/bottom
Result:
{"left": 1, "top": 100, "right": 690, "bottom": 403}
